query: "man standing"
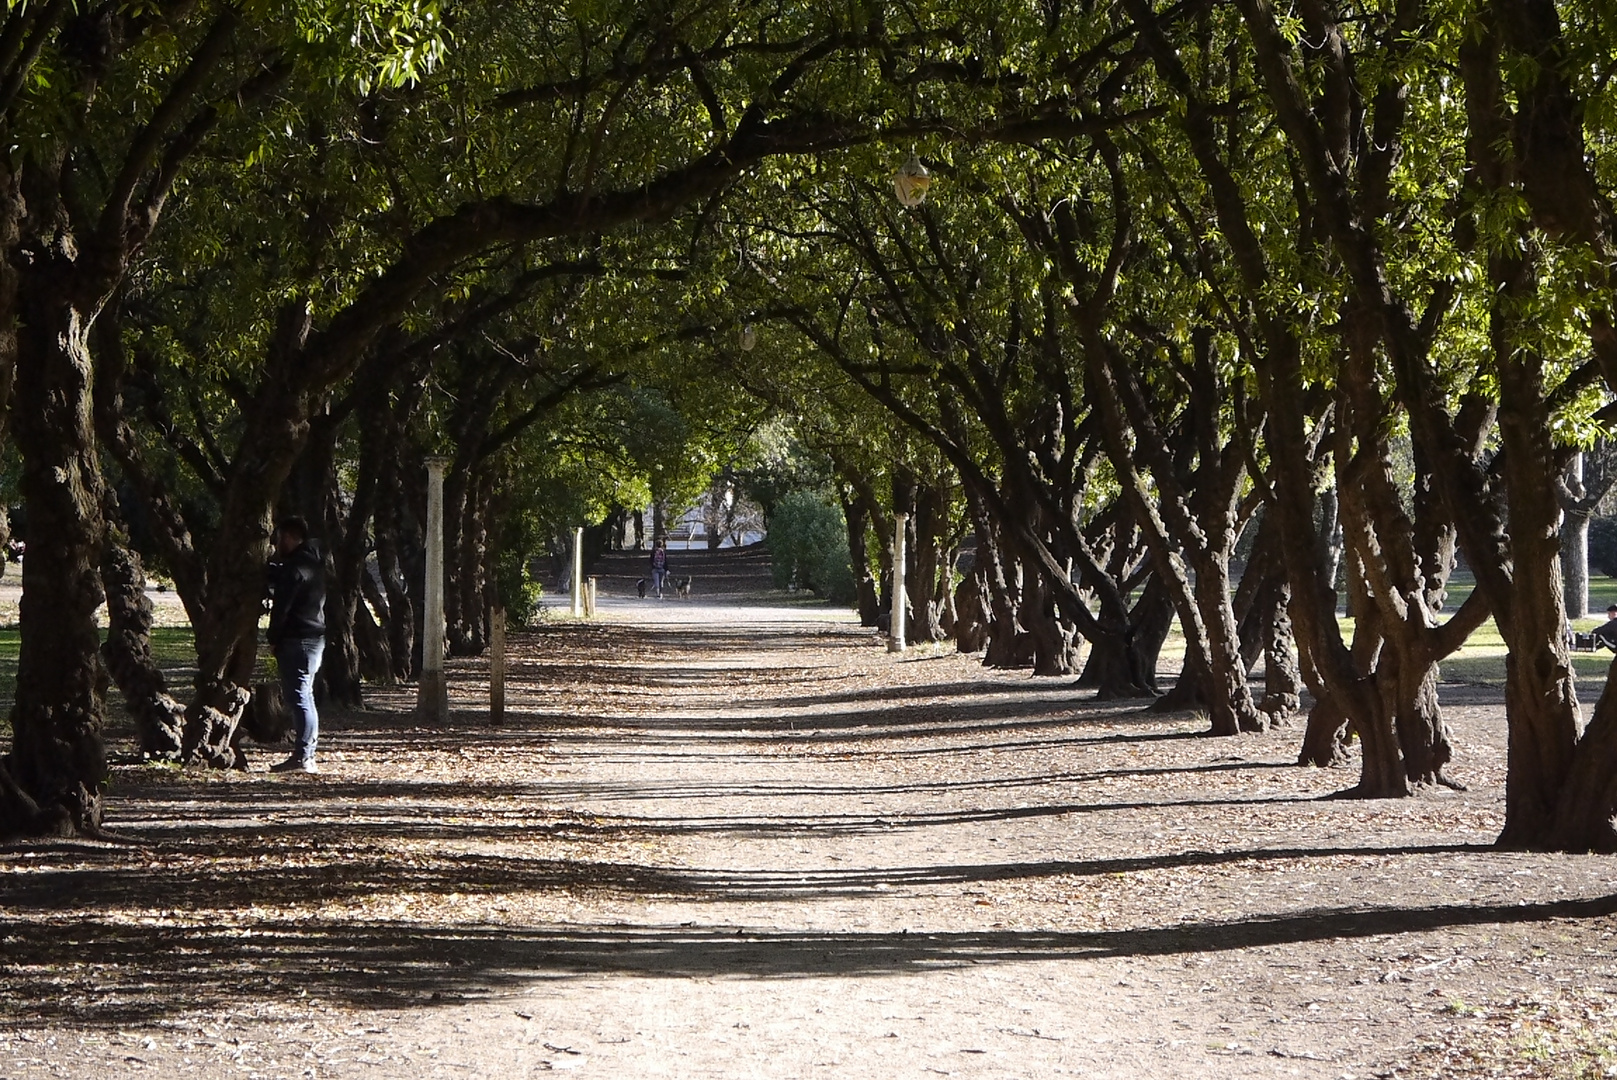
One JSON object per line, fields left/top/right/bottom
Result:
{"left": 268, "top": 516, "right": 326, "bottom": 773}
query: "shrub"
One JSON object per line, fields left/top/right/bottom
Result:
{"left": 494, "top": 548, "right": 545, "bottom": 627}
{"left": 767, "top": 490, "right": 855, "bottom": 604}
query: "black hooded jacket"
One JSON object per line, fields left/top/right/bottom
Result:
{"left": 268, "top": 542, "right": 326, "bottom": 647}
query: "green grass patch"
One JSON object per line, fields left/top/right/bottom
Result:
{"left": 0, "top": 627, "right": 198, "bottom": 738}
{"left": 1435, "top": 570, "right": 1617, "bottom": 617}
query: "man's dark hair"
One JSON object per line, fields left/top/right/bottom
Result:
{"left": 277, "top": 516, "right": 310, "bottom": 543}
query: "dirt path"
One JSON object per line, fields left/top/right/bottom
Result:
{"left": 5, "top": 585, "right": 1617, "bottom": 1078}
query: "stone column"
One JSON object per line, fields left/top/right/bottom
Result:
{"left": 417, "top": 456, "right": 451, "bottom": 722}
{"left": 889, "top": 512, "right": 908, "bottom": 653}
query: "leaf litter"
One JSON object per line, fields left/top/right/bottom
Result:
{"left": 1, "top": 606, "right": 1615, "bottom": 1077}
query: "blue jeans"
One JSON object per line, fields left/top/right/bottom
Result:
{"left": 276, "top": 637, "right": 325, "bottom": 762}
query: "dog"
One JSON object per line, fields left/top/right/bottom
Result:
{"left": 672, "top": 575, "right": 693, "bottom": 600}
{"left": 636, "top": 578, "right": 647, "bottom": 599}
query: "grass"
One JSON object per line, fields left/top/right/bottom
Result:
{"left": 1432, "top": 569, "right": 1617, "bottom": 615}
{"left": 0, "top": 627, "right": 196, "bottom": 737}
{"left": 1433, "top": 571, "right": 1617, "bottom": 686}
{"left": 1439, "top": 626, "right": 1616, "bottom": 686}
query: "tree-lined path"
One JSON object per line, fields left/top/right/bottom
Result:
{"left": 5, "top": 552, "right": 1617, "bottom": 1077}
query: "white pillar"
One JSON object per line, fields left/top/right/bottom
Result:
{"left": 571, "top": 526, "right": 584, "bottom": 616}
{"left": 889, "top": 512, "right": 908, "bottom": 653}
{"left": 418, "top": 456, "right": 451, "bottom": 721}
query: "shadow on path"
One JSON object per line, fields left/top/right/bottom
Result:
{"left": 0, "top": 841, "right": 1493, "bottom": 913}
{"left": 5, "top": 889, "right": 1610, "bottom": 1025}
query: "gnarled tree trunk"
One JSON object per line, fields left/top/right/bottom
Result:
{"left": 3, "top": 269, "right": 110, "bottom": 836}
{"left": 100, "top": 529, "right": 186, "bottom": 760}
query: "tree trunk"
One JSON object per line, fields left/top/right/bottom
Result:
{"left": 1022, "top": 566, "right": 1079, "bottom": 676}
{"left": 443, "top": 459, "right": 472, "bottom": 654}
{"left": 1318, "top": 486, "right": 1343, "bottom": 611}
{"left": 375, "top": 433, "right": 418, "bottom": 681}
{"left": 353, "top": 587, "right": 396, "bottom": 685}
{"left": 100, "top": 531, "right": 186, "bottom": 760}
{"left": 319, "top": 550, "right": 366, "bottom": 707}
{"left": 1192, "top": 553, "right": 1265, "bottom": 733}
{"left": 952, "top": 569, "right": 991, "bottom": 653}
{"left": 1260, "top": 578, "right": 1302, "bottom": 721}
{"left": 1550, "top": 663, "right": 1617, "bottom": 850}
{"left": 1352, "top": 667, "right": 1410, "bottom": 798}
{"left": 404, "top": 462, "right": 428, "bottom": 679}
{"left": 466, "top": 472, "right": 493, "bottom": 651}
{"left": 1563, "top": 504, "right": 1591, "bottom": 622}
{"left": 908, "top": 482, "right": 948, "bottom": 643}
{"left": 1077, "top": 634, "right": 1151, "bottom": 699}
{"left": 1299, "top": 693, "right": 1352, "bottom": 768}
{"left": 1082, "top": 323, "right": 1262, "bottom": 735}
{"left": 842, "top": 493, "right": 880, "bottom": 626}
{"left": 965, "top": 498, "right": 1026, "bottom": 668}
{"left": 1491, "top": 284, "right": 1582, "bottom": 847}
{"left": 1130, "top": 575, "right": 1176, "bottom": 691}
{"left": 181, "top": 308, "right": 321, "bottom": 769}
{"left": 447, "top": 470, "right": 490, "bottom": 656}
{"left": 1335, "top": 549, "right": 1411, "bottom": 797}
{"left": 2, "top": 276, "right": 109, "bottom": 836}
{"left": 1394, "top": 659, "right": 1452, "bottom": 787}
{"left": 939, "top": 546, "right": 958, "bottom": 638}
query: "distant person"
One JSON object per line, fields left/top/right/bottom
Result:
{"left": 267, "top": 516, "right": 326, "bottom": 773}
{"left": 650, "top": 538, "right": 670, "bottom": 599}
{"left": 1595, "top": 605, "right": 1617, "bottom": 651}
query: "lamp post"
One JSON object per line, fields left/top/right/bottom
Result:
{"left": 418, "top": 456, "right": 451, "bottom": 722}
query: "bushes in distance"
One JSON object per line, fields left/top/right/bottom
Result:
{"left": 768, "top": 490, "right": 855, "bottom": 604}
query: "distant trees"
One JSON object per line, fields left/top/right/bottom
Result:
{"left": 703, "top": 0, "right": 1617, "bottom": 850}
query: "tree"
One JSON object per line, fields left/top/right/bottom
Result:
{"left": 0, "top": 2, "right": 428, "bottom": 834}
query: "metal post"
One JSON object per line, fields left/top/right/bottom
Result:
{"left": 489, "top": 605, "right": 506, "bottom": 725}
{"left": 889, "top": 511, "right": 908, "bottom": 653}
{"left": 586, "top": 576, "right": 597, "bottom": 617}
{"left": 418, "top": 456, "right": 451, "bottom": 721}
{"left": 571, "top": 526, "right": 584, "bottom": 616}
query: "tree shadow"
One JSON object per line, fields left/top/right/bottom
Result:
{"left": 1, "top": 840, "right": 1490, "bottom": 914}
{"left": 5, "top": 887, "right": 1607, "bottom": 1026}
{"left": 766, "top": 679, "right": 1071, "bottom": 709}
{"left": 445, "top": 696, "right": 1210, "bottom": 748}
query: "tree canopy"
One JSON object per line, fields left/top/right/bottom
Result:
{"left": 4, "top": 0, "right": 1617, "bottom": 854}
